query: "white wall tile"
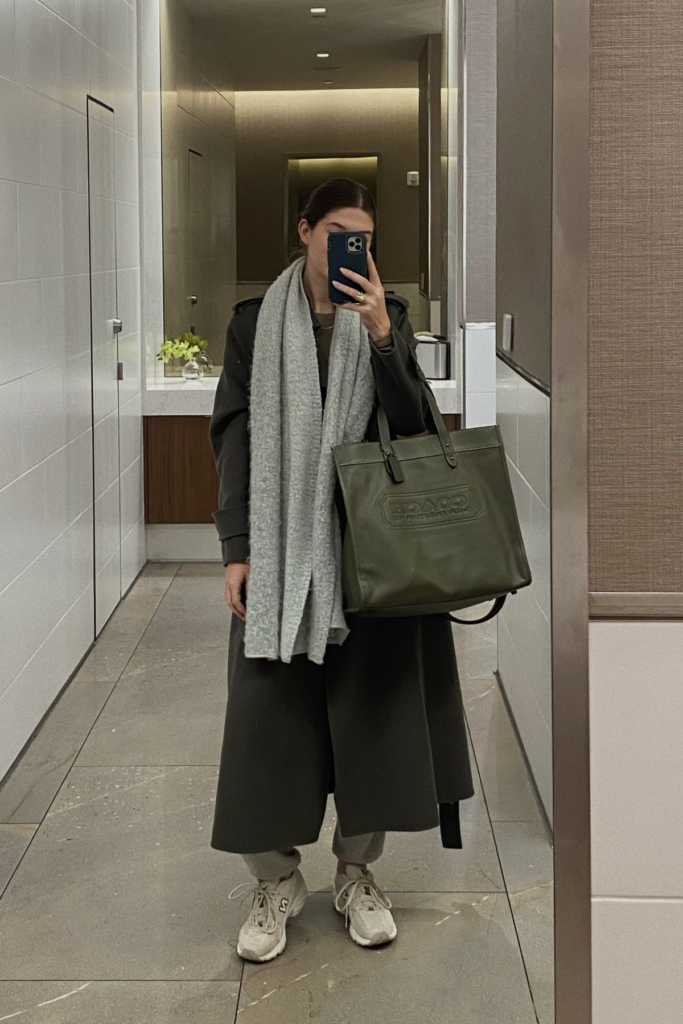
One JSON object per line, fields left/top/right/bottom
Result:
{"left": 115, "top": 199, "right": 140, "bottom": 270}
{"left": 0, "top": 582, "right": 94, "bottom": 780}
{"left": 496, "top": 357, "right": 519, "bottom": 463}
{"left": 593, "top": 898, "right": 683, "bottom": 1024}
{"left": 528, "top": 488, "right": 550, "bottom": 621}
{"left": 517, "top": 376, "right": 549, "bottom": 504}
{"left": 39, "top": 99, "right": 88, "bottom": 193}
{"left": 0, "top": 279, "right": 45, "bottom": 385}
{"left": 465, "top": 391, "right": 496, "bottom": 427}
{"left": 0, "top": 77, "right": 41, "bottom": 186}
{"left": 20, "top": 361, "right": 65, "bottom": 472}
{"left": 0, "top": 0, "right": 16, "bottom": 82}
{"left": 121, "top": 516, "right": 146, "bottom": 593}
{"left": 14, "top": 0, "right": 62, "bottom": 105}
{"left": 1, "top": 0, "right": 142, "bottom": 788}
{"left": 73, "top": 0, "right": 103, "bottom": 49}
{"left": 497, "top": 358, "right": 552, "bottom": 822}
{"left": 498, "top": 614, "right": 553, "bottom": 818}
{"left": 119, "top": 392, "right": 143, "bottom": 472}
{"left": 115, "top": 65, "right": 137, "bottom": 139}
{"left": 18, "top": 183, "right": 62, "bottom": 279}
{"left": 120, "top": 455, "right": 144, "bottom": 539}
{"left": 590, "top": 621, "right": 683, "bottom": 898}
{"left": 60, "top": 190, "right": 90, "bottom": 275}
{"left": 0, "top": 378, "right": 22, "bottom": 489}
{"left": 465, "top": 326, "right": 496, "bottom": 393}
{"left": 0, "top": 181, "right": 19, "bottom": 283}
{"left": 115, "top": 129, "right": 140, "bottom": 204}
{"left": 0, "top": 463, "right": 46, "bottom": 595}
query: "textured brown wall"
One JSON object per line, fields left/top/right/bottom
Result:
{"left": 589, "top": 0, "right": 683, "bottom": 592}
{"left": 235, "top": 89, "right": 420, "bottom": 284}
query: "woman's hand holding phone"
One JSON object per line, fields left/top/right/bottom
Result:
{"left": 225, "top": 560, "right": 249, "bottom": 620}
{"left": 332, "top": 251, "right": 393, "bottom": 343}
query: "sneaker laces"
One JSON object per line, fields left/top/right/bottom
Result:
{"left": 334, "top": 871, "right": 393, "bottom": 928}
{"left": 228, "top": 881, "right": 280, "bottom": 935}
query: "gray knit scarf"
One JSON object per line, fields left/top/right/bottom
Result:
{"left": 244, "top": 257, "right": 376, "bottom": 664}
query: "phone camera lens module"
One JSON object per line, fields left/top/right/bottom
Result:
{"left": 347, "top": 236, "right": 363, "bottom": 252}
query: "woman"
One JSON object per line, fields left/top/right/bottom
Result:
{"left": 209, "top": 178, "right": 473, "bottom": 963}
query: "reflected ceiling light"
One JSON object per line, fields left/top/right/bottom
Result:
{"left": 317, "top": 52, "right": 330, "bottom": 58}
{"left": 324, "top": 80, "right": 333, "bottom": 85}
{"left": 311, "top": 7, "right": 327, "bottom": 14}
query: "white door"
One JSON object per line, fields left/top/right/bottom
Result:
{"left": 87, "top": 98, "right": 123, "bottom": 636}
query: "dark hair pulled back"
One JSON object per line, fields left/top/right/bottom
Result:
{"left": 299, "top": 177, "right": 376, "bottom": 228}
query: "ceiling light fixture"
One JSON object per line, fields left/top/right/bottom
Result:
{"left": 317, "top": 52, "right": 330, "bottom": 58}
{"left": 311, "top": 7, "right": 327, "bottom": 15}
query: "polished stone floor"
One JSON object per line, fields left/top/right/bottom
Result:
{"left": 0, "top": 563, "right": 554, "bottom": 1023}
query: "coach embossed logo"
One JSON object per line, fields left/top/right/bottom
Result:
{"left": 381, "top": 485, "right": 481, "bottom": 529}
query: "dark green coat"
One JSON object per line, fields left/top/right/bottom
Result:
{"left": 209, "top": 294, "right": 474, "bottom": 854}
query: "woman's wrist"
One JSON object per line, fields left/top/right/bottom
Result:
{"left": 368, "top": 318, "right": 392, "bottom": 343}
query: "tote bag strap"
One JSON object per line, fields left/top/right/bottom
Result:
{"left": 445, "top": 595, "right": 508, "bottom": 625}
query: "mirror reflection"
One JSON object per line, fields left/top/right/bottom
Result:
{"left": 160, "top": 0, "right": 554, "bottom": 1019}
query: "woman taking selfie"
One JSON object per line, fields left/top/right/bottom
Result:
{"left": 209, "top": 178, "right": 473, "bottom": 963}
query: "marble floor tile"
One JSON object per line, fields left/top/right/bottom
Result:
{"left": 0, "top": 824, "right": 37, "bottom": 892}
{"left": 0, "top": 766, "right": 244, "bottom": 981}
{"left": 510, "top": 883, "right": 555, "bottom": 1024}
{"left": 293, "top": 791, "right": 503, "bottom": 895}
{"left": 493, "top": 820, "right": 553, "bottom": 895}
{"left": 464, "top": 678, "right": 542, "bottom": 823}
{"left": 134, "top": 574, "right": 231, "bottom": 656}
{"left": 451, "top": 617, "right": 497, "bottom": 679}
{"left": 74, "top": 646, "right": 228, "bottom": 767}
{"left": 237, "top": 891, "right": 536, "bottom": 1023}
{"left": 494, "top": 821, "right": 555, "bottom": 1024}
{"left": 176, "top": 563, "right": 226, "bottom": 577}
{"left": 0, "top": 568, "right": 179, "bottom": 825}
{"left": 0, "top": 981, "right": 241, "bottom": 1023}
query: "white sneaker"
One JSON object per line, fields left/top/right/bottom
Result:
{"left": 333, "top": 864, "right": 397, "bottom": 947}
{"left": 229, "top": 868, "right": 307, "bottom": 962}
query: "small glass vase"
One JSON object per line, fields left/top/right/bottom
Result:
{"left": 195, "top": 349, "right": 213, "bottom": 373}
{"left": 182, "top": 356, "right": 204, "bottom": 381}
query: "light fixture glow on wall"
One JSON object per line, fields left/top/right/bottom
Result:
{"left": 311, "top": 7, "right": 327, "bottom": 15}
{"left": 317, "top": 52, "right": 330, "bottom": 58}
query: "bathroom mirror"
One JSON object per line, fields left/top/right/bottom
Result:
{"left": 158, "top": 0, "right": 556, "bottom": 1020}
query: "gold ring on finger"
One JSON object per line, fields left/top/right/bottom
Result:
{"left": 356, "top": 291, "right": 366, "bottom": 303}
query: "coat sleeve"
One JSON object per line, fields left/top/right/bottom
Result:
{"left": 210, "top": 313, "right": 252, "bottom": 566}
{"left": 369, "top": 301, "right": 428, "bottom": 437}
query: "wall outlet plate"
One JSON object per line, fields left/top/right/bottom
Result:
{"left": 407, "top": 170, "right": 420, "bottom": 187}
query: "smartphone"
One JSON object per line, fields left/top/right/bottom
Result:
{"left": 328, "top": 231, "right": 369, "bottom": 305}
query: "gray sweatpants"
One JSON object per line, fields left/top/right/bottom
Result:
{"left": 243, "top": 821, "right": 385, "bottom": 880}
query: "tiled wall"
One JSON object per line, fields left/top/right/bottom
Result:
{"left": 495, "top": 357, "right": 552, "bottom": 820}
{"left": 464, "top": 323, "right": 497, "bottom": 427}
{"left": 0, "top": 0, "right": 144, "bottom": 781}
{"left": 590, "top": 620, "right": 683, "bottom": 1023}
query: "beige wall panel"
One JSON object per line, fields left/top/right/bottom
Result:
{"left": 235, "top": 89, "right": 420, "bottom": 285}
{"left": 496, "top": 0, "right": 553, "bottom": 386}
{"left": 589, "top": 0, "right": 683, "bottom": 592}
{"left": 161, "top": 0, "right": 237, "bottom": 372}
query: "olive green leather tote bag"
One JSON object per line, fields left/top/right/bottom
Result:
{"left": 332, "top": 382, "right": 532, "bottom": 622}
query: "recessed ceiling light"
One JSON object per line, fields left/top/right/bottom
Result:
{"left": 311, "top": 7, "right": 327, "bottom": 14}
{"left": 317, "top": 52, "right": 330, "bottom": 58}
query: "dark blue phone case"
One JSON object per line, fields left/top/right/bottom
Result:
{"left": 328, "top": 231, "right": 368, "bottom": 305}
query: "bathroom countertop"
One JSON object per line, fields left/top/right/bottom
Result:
{"left": 142, "top": 375, "right": 462, "bottom": 416}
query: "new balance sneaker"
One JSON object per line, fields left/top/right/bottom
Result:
{"left": 229, "top": 868, "right": 307, "bottom": 962}
{"left": 333, "top": 864, "right": 397, "bottom": 947}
